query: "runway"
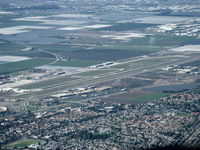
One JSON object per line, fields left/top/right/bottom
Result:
{"left": 23, "top": 54, "right": 200, "bottom": 98}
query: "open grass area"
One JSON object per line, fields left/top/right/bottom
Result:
{"left": 177, "top": 113, "right": 192, "bottom": 117}
{"left": 75, "top": 69, "right": 114, "bottom": 76}
{"left": 27, "top": 105, "right": 37, "bottom": 111}
{"left": 26, "top": 101, "right": 39, "bottom": 112}
{"left": 106, "top": 91, "right": 170, "bottom": 105}
{"left": 18, "top": 76, "right": 78, "bottom": 89}
{"left": 0, "top": 58, "right": 54, "bottom": 74}
{"left": 6, "top": 139, "right": 43, "bottom": 148}
{"left": 133, "top": 92, "right": 169, "bottom": 103}
{"left": 105, "top": 92, "right": 168, "bottom": 104}
{"left": 51, "top": 60, "right": 102, "bottom": 67}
